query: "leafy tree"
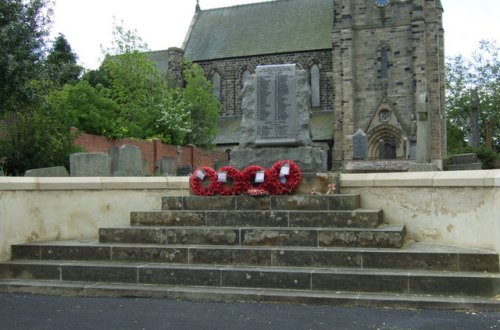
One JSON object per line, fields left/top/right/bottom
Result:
{"left": 45, "top": 33, "right": 82, "bottom": 87}
{"left": 155, "top": 89, "right": 192, "bottom": 145}
{"left": 0, "top": 0, "right": 52, "bottom": 113}
{"left": 47, "top": 81, "right": 123, "bottom": 138}
{"left": 446, "top": 40, "right": 500, "bottom": 152}
{"left": 182, "top": 60, "right": 220, "bottom": 147}
{"left": 0, "top": 105, "right": 77, "bottom": 175}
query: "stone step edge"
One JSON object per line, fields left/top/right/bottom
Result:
{"left": 11, "top": 243, "right": 499, "bottom": 272}
{"left": 0, "top": 279, "right": 498, "bottom": 312}
{"left": 102, "top": 225, "right": 403, "bottom": 231}
{"left": 13, "top": 241, "right": 499, "bottom": 255}
{"left": 3, "top": 260, "right": 499, "bottom": 277}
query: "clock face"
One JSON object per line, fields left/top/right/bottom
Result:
{"left": 374, "top": 0, "right": 391, "bottom": 7}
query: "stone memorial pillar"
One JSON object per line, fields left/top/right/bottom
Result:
{"left": 409, "top": 92, "right": 438, "bottom": 171}
{"left": 231, "top": 64, "right": 326, "bottom": 172}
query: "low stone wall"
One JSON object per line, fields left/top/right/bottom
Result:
{"left": 0, "top": 177, "right": 189, "bottom": 262}
{"left": 0, "top": 170, "right": 498, "bottom": 261}
{"left": 341, "top": 170, "right": 500, "bottom": 254}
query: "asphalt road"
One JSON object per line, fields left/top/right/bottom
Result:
{"left": 0, "top": 293, "right": 498, "bottom": 330}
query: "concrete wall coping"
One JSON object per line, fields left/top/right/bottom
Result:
{"left": 1, "top": 170, "right": 499, "bottom": 191}
{"left": 0, "top": 177, "right": 190, "bottom": 191}
{"left": 341, "top": 170, "right": 500, "bottom": 188}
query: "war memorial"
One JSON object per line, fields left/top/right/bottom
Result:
{"left": 0, "top": 0, "right": 498, "bottom": 310}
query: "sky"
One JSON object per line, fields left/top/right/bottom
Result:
{"left": 51, "top": 0, "right": 500, "bottom": 70}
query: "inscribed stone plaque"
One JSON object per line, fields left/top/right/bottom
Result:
{"left": 255, "top": 64, "right": 297, "bottom": 145}
{"left": 352, "top": 129, "right": 368, "bottom": 160}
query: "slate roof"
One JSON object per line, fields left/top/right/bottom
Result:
{"left": 184, "top": 0, "right": 333, "bottom": 61}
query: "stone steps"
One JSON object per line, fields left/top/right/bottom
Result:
{"left": 0, "top": 260, "right": 499, "bottom": 298}
{"left": 161, "top": 195, "right": 361, "bottom": 211}
{"left": 1, "top": 279, "right": 498, "bottom": 311}
{"left": 10, "top": 241, "right": 499, "bottom": 272}
{"left": 98, "top": 225, "right": 405, "bottom": 248}
{"left": 1, "top": 194, "right": 499, "bottom": 310}
{"left": 130, "top": 210, "right": 383, "bottom": 228}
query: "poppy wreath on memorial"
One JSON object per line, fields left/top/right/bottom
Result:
{"left": 241, "top": 165, "right": 271, "bottom": 195}
{"left": 190, "top": 166, "right": 220, "bottom": 196}
{"left": 267, "top": 160, "right": 302, "bottom": 195}
{"left": 216, "top": 166, "right": 244, "bottom": 196}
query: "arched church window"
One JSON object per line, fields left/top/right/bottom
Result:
{"left": 211, "top": 72, "right": 221, "bottom": 100}
{"left": 241, "top": 70, "right": 251, "bottom": 88}
{"left": 310, "top": 64, "right": 320, "bottom": 108}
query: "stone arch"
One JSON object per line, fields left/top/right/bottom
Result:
{"left": 209, "top": 69, "right": 222, "bottom": 100}
{"left": 237, "top": 66, "right": 254, "bottom": 89}
{"left": 367, "top": 124, "right": 407, "bottom": 160}
{"left": 306, "top": 59, "right": 322, "bottom": 109}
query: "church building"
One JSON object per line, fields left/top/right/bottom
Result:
{"left": 171, "top": 0, "right": 446, "bottom": 170}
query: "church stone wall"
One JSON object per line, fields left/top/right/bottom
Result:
{"left": 192, "top": 50, "right": 333, "bottom": 116}
{"left": 332, "top": 0, "right": 445, "bottom": 169}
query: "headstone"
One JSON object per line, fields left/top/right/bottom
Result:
{"left": 352, "top": 129, "right": 368, "bottom": 160}
{"left": 447, "top": 153, "right": 482, "bottom": 171}
{"left": 110, "top": 145, "right": 144, "bottom": 176}
{"left": 24, "top": 166, "right": 69, "bottom": 177}
{"left": 70, "top": 153, "right": 110, "bottom": 176}
{"left": 177, "top": 165, "right": 193, "bottom": 176}
{"left": 157, "top": 157, "right": 177, "bottom": 176}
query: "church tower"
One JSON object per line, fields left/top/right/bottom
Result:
{"left": 331, "top": 0, "right": 445, "bottom": 170}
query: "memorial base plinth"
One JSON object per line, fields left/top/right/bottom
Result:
{"left": 230, "top": 147, "right": 327, "bottom": 172}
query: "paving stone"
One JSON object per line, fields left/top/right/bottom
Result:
{"left": 189, "top": 248, "right": 272, "bottom": 266}
{"left": 166, "top": 228, "right": 239, "bottom": 245}
{"left": 221, "top": 268, "right": 311, "bottom": 290}
{"left": 206, "top": 211, "right": 289, "bottom": 227}
{"left": 0, "top": 262, "right": 60, "bottom": 280}
{"left": 272, "top": 249, "right": 362, "bottom": 268}
{"left": 139, "top": 266, "right": 221, "bottom": 286}
{"left": 41, "top": 246, "right": 111, "bottom": 261}
{"left": 318, "top": 227, "right": 405, "bottom": 248}
{"left": 99, "top": 228, "right": 167, "bottom": 244}
{"left": 111, "top": 246, "right": 188, "bottom": 263}
{"left": 131, "top": 211, "right": 206, "bottom": 226}
{"left": 182, "top": 196, "right": 236, "bottom": 211}
{"left": 241, "top": 229, "right": 317, "bottom": 247}
{"left": 288, "top": 210, "right": 382, "bottom": 228}
{"left": 312, "top": 271, "right": 408, "bottom": 293}
{"left": 61, "top": 264, "right": 137, "bottom": 283}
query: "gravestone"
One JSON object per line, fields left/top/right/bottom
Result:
{"left": 110, "top": 145, "right": 144, "bottom": 176}
{"left": 352, "top": 129, "right": 368, "bottom": 160}
{"left": 25, "top": 166, "right": 69, "bottom": 177}
{"left": 177, "top": 165, "right": 193, "bottom": 176}
{"left": 232, "top": 64, "right": 325, "bottom": 172}
{"left": 70, "top": 153, "right": 110, "bottom": 176}
{"left": 156, "top": 157, "right": 177, "bottom": 176}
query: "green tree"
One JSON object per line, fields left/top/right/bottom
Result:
{"left": 45, "top": 33, "right": 82, "bottom": 87}
{"left": 0, "top": 0, "right": 52, "bottom": 113}
{"left": 182, "top": 60, "right": 220, "bottom": 147}
{"left": 446, "top": 40, "right": 500, "bottom": 152}
{"left": 47, "top": 81, "right": 123, "bottom": 138}
{"left": 0, "top": 106, "right": 77, "bottom": 175}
